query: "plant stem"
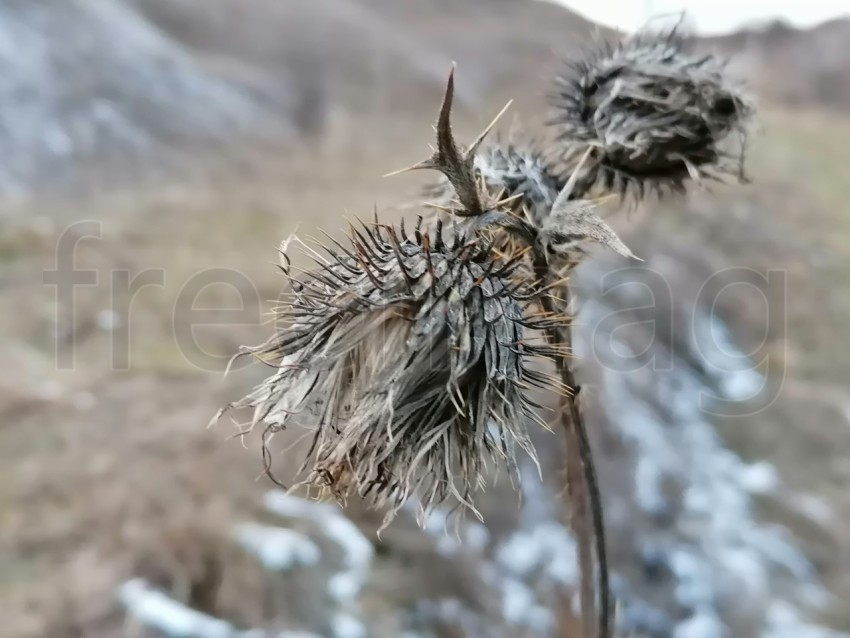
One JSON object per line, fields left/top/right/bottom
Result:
{"left": 536, "top": 261, "right": 611, "bottom": 638}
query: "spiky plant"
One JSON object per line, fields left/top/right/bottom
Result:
{"left": 217, "top": 25, "right": 753, "bottom": 638}
{"left": 219, "top": 215, "right": 565, "bottom": 522}
{"left": 551, "top": 26, "right": 752, "bottom": 200}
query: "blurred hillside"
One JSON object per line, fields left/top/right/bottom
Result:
{"left": 3, "top": 0, "right": 848, "bottom": 196}
{"left": 0, "top": 0, "right": 597, "bottom": 197}
{"left": 705, "top": 17, "right": 850, "bottom": 108}
{"left": 2, "top": 1, "right": 850, "bottom": 637}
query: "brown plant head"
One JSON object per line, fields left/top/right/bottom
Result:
{"left": 551, "top": 25, "right": 754, "bottom": 200}
{"left": 215, "top": 214, "right": 571, "bottom": 523}
{"left": 215, "top": 69, "right": 580, "bottom": 523}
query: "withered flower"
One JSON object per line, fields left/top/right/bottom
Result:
{"left": 551, "top": 26, "right": 753, "bottom": 199}
{"left": 219, "top": 215, "right": 567, "bottom": 522}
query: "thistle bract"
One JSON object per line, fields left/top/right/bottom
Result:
{"left": 552, "top": 27, "right": 753, "bottom": 199}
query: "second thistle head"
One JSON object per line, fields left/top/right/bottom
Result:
{"left": 424, "top": 142, "right": 564, "bottom": 227}
{"left": 551, "top": 25, "right": 754, "bottom": 200}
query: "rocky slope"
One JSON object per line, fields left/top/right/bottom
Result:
{"left": 703, "top": 18, "right": 850, "bottom": 109}
{"left": 0, "top": 0, "right": 593, "bottom": 196}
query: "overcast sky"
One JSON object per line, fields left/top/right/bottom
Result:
{"left": 555, "top": 0, "right": 848, "bottom": 34}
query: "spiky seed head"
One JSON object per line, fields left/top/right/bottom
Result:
{"left": 551, "top": 26, "right": 754, "bottom": 200}
{"left": 425, "top": 143, "right": 565, "bottom": 227}
{"left": 215, "top": 219, "right": 567, "bottom": 524}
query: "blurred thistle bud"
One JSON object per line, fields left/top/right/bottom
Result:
{"left": 551, "top": 26, "right": 754, "bottom": 200}
{"left": 425, "top": 142, "right": 564, "bottom": 226}
{"left": 216, "top": 218, "right": 567, "bottom": 523}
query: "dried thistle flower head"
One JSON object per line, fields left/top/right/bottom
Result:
{"left": 425, "top": 142, "right": 564, "bottom": 226}
{"left": 423, "top": 140, "right": 634, "bottom": 272}
{"left": 215, "top": 69, "right": 581, "bottom": 525}
{"left": 217, "top": 218, "right": 566, "bottom": 523}
{"left": 551, "top": 26, "right": 753, "bottom": 199}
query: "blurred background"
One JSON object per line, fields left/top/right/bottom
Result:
{"left": 3, "top": 0, "right": 850, "bottom": 636}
